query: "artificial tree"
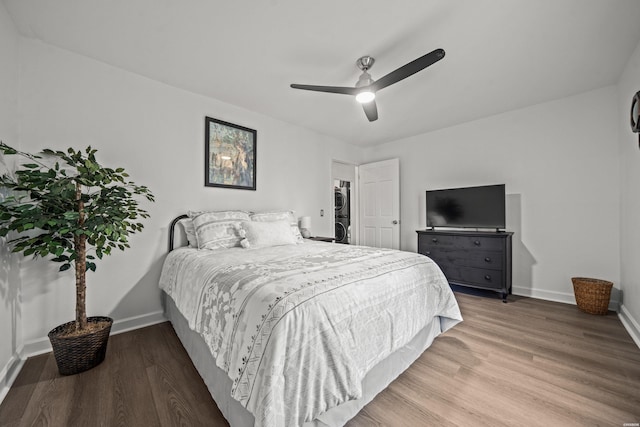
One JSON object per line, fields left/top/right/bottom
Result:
{"left": 0, "top": 141, "right": 154, "bottom": 338}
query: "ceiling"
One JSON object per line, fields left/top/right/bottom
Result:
{"left": 4, "top": 0, "right": 640, "bottom": 147}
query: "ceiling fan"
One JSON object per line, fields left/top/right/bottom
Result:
{"left": 290, "top": 48, "right": 445, "bottom": 122}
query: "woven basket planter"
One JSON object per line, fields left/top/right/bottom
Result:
{"left": 48, "top": 316, "right": 113, "bottom": 375}
{"left": 571, "top": 277, "right": 613, "bottom": 315}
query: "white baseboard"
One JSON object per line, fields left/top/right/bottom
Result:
{"left": 110, "top": 310, "right": 167, "bottom": 336}
{"left": 0, "top": 351, "right": 25, "bottom": 406}
{"left": 21, "top": 310, "right": 167, "bottom": 358}
{"left": 618, "top": 304, "right": 640, "bottom": 349}
{"left": 512, "top": 286, "right": 575, "bottom": 304}
{"left": 512, "top": 286, "right": 620, "bottom": 312}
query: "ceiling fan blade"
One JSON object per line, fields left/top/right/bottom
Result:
{"left": 370, "top": 48, "right": 445, "bottom": 92}
{"left": 362, "top": 100, "right": 378, "bottom": 122}
{"left": 290, "top": 84, "right": 358, "bottom": 95}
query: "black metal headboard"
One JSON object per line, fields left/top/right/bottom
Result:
{"left": 168, "top": 214, "right": 188, "bottom": 252}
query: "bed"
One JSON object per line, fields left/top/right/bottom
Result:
{"left": 159, "top": 211, "right": 462, "bottom": 427}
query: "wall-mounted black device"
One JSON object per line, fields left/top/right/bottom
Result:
{"left": 631, "top": 91, "right": 640, "bottom": 148}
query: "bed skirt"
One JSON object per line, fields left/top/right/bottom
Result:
{"left": 163, "top": 291, "right": 444, "bottom": 426}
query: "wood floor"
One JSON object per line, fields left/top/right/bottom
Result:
{"left": 1, "top": 292, "right": 639, "bottom": 426}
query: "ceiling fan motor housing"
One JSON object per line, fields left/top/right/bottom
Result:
{"left": 356, "top": 71, "right": 374, "bottom": 88}
{"left": 356, "top": 56, "right": 375, "bottom": 71}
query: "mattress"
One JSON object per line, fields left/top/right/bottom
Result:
{"left": 159, "top": 241, "right": 462, "bottom": 426}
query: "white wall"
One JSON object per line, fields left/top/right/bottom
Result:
{"left": 0, "top": 0, "right": 22, "bottom": 400}
{"left": 16, "top": 38, "right": 364, "bottom": 352}
{"left": 365, "top": 87, "right": 621, "bottom": 305}
{"left": 617, "top": 38, "right": 640, "bottom": 346}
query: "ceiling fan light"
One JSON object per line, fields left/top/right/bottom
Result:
{"left": 356, "top": 91, "right": 375, "bottom": 103}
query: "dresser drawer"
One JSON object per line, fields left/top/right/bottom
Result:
{"left": 457, "top": 235, "right": 505, "bottom": 250}
{"left": 418, "top": 233, "right": 456, "bottom": 249}
{"left": 424, "top": 249, "right": 503, "bottom": 270}
{"left": 421, "top": 249, "right": 447, "bottom": 268}
{"left": 439, "top": 265, "right": 506, "bottom": 290}
{"left": 419, "top": 233, "right": 505, "bottom": 251}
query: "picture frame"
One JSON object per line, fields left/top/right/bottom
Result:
{"left": 205, "top": 116, "right": 257, "bottom": 190}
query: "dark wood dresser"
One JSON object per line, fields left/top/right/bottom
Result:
{"left": 417, "top": 229, "right": 513, "bottom": 302}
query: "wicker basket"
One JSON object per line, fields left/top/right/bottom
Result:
{"left": 571, "top": 277, "right": 613, "bottom": 315}
{"left": 48, "top": 316, "right": 113, "bottom": 375}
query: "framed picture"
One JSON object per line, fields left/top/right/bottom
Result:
{"left": 205, "top": 116, "right": 256, "bottom": 190}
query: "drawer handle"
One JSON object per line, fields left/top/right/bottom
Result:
{"left": 484, "top": 275, "right": 492, "bottom": 281}
{"left": 474, "top": 240, "right": 481, "bottom": 246}
{"left": 432, "top": 238, "right": 438, "bottom": 243}
{"left": 484, "top": 257, "right": 491, "bottom": 263}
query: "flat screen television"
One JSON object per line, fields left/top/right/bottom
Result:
{"left": 426, "top": 184, "right": 506, "bottom": 230}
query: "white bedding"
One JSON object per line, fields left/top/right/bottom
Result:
{"left": 159, "top": 241, "right": 462, "bottom": 427}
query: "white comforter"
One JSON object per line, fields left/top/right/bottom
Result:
{"left": 159, "top": 241, "right": 462, "bottom": 427}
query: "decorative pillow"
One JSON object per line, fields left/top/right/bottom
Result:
{"left": 249, "top": 210, "right": 303, "bottom": 243}
{"left": 239, "top": 220, "right": 297, "bottom": 248}
{"left": 177, "top": 218, "right": 198, "bottom": 248}
{"left": 190, "top": 210, "right": 251, "bottom": 250}
{"left": 187, "top": 210, "right": 249, "bottom": 221}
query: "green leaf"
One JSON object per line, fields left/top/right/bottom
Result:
{"left": 0, "top": 144, "right": 18, "bottom": 155}
{"left": 0, "top": 143, "right": 154, "bottom": 290}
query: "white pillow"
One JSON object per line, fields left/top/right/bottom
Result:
{"left": 191, "top": 211, "right": 251, "bottom": 250}
{"left": 177, "top": 218, "right": 198, "bottom": 248}
{"left": 249, "top": 210, "right": 304, "bottom": 243}
{"left": 239, "top": 220, "right": 297, "bottom": 248}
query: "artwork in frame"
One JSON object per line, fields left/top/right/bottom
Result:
{"left": 205, "top": 116, "right": 257, "bottom": 190}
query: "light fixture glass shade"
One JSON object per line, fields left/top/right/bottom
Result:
{"left": 355, "top": 91, "right": 375, "bottom": 103}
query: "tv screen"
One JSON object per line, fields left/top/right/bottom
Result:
{"left": 426, "top": 184, "right": 506, "bottom": 229}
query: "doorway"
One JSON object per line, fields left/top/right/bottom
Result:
{"left": 334, "top": 180, "right": 351, "bottom": 244}
{"left": 331, "top": 161, "right": 357, "bottom": 244}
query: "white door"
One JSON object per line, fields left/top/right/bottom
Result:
{"left": 358, "top": 158, "right": 400, "bottom": 249}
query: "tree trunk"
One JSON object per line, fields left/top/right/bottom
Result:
{"left": 75, "top": 182, "right": 87, "bottom": 331}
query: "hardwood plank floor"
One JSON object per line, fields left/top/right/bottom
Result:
{"left": 1, "top": 292, "right": 639, "bottom": 426}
